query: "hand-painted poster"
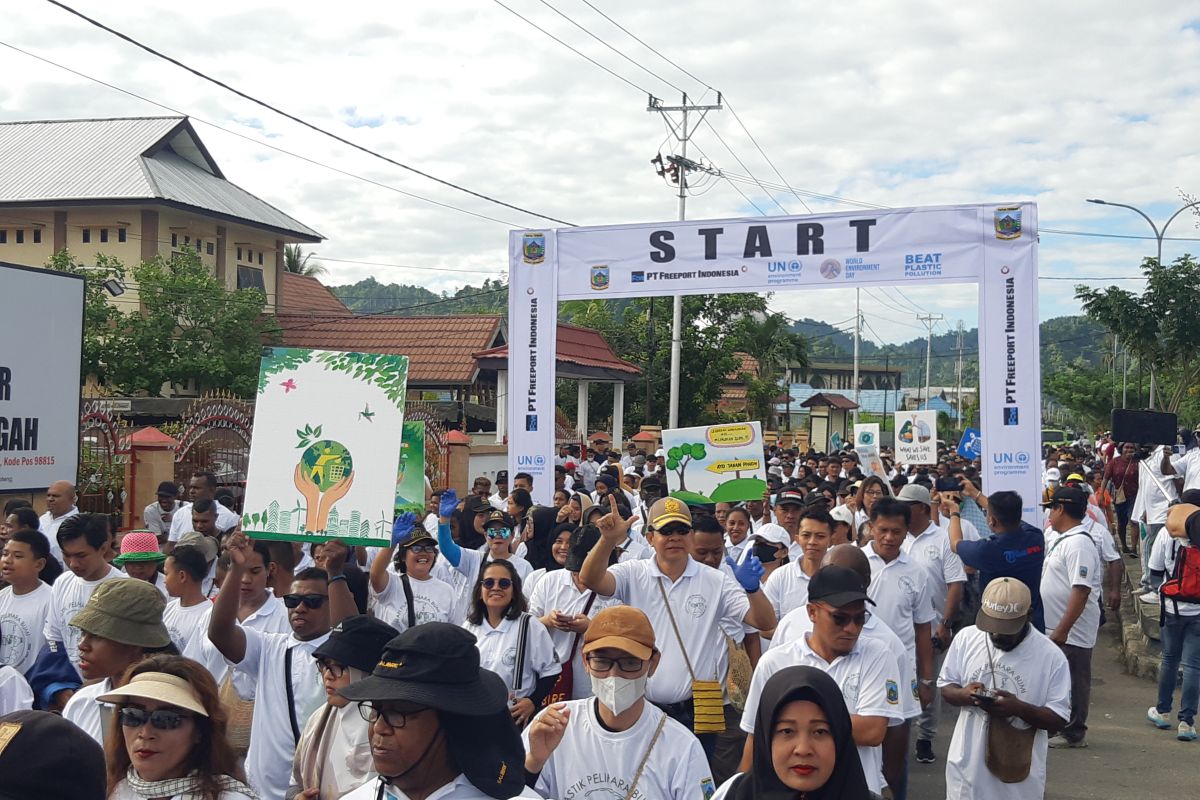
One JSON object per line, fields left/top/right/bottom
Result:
{"left": 894, "top": 410, "right": 938, "bottom": 465}
{"left": 660, "top": 421, "right": 768, "bottom": 503}
{"left": 242, "top": 347, "right": 408, "bottom": 545}
{"left": 395, "top": 421, "right": 426, "bottom": 516}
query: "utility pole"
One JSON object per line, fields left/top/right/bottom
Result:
{"left": 917, "top": 313, "right": 943, "bottom": 414}
{"left": 852, "top": 289, "right": 861, "bottom": 426}
{"left": 954, "top": 320, "right": 964, "bottom": 429}
{"left": 648, "top": 92, "right": 723, "bottom": 429}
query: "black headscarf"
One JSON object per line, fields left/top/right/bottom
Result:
{"left": 727, "top": 665, "right": 872, "bottom": 800}
{"left": 525, "top": 505, "right": 560, "bottom": 570}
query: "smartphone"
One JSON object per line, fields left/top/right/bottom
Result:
{"left": 970, "top": 690, "right": 996, "bottom": 704}
{"left": 935, "top": 476, "right": 963, "bottom": 492}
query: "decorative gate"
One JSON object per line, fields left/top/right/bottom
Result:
{"left": 172, "top": 393, "right": 254, "bottom": 507}
{"left": 77, "top": 394, "right": 131, "bottom": 531}
{"left": 402, "top": 400, "right": 449, "bottom": 490}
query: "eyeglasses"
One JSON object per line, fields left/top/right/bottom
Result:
{"left": 864, "top": 489, "right": 885, "bottom": 498}
{"left": 486, "top": 528, "right": 512, "bottom": 540}
{"left": 283, "top": 593, "right": 327, "bottom": 609}
{"left": 655, "top": 525, "right": 691, "bottom": 537}
{"left": 585, "top": 655, "right": 645, "bottom": 672}
{"left": 316, "top": 659, "right": 346, "bottom": 678}
{"left": 482, "top": 577, "right": 513, "bottom": 590}
{"left": 119, "top": 706, "right": 193, "bottom": 730}
{"left": 358, "top": 702, "right": 429, "bottom": 729}
{"left": 407, "top": 543, "right": 437, "bottom": 554}
{"left": 819, "top": 606, "right": 871, "bottom": 628}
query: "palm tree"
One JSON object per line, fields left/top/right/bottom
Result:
{"left": 283, "top": 244, "right": 327, "bottom": 277}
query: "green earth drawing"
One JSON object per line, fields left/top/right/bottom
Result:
{"left": 301, "top": 440, "right": 354, "bottom": 490}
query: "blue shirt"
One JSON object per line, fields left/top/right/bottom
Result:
{"left": 956, "top": 522, "right": 1046, "bottom": 631}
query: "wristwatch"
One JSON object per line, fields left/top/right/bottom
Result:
{"left": 919, "top": 678, "right": 935, "bottom": 687}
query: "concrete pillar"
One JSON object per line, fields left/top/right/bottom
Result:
{"left": 495, "top": 369, "right": 507, "bottom": 444}
{"left": 126, "top": 427, "right": 179, "bottom": 533}
{"left": 140, "top": 210, "right": 159, "bottom": 263}
{"left": 446, "top": 430, "right": 472, "bottom": 498}
{"left": 53, "top": 211, "right": 67, "bottom": 253}
{"left": 612, "top": 382, "right": 625, "bottom": 449}
{"left": 215, "top": 225, "right": 227, "bottom": 284}
{"left": 576, "top": 380, "right": 589, "bottom": 437}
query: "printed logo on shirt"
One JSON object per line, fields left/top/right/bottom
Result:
{"left": 502, "top": 647, "right": 518, "bottom": 667}
{"left": 685, "top": 594, "right": 708, "bottom": 618}
{"left": 564, "top": 775, "right": 648, "bottom": 799}
{"left": 701, "top": 777, "right": 716, "bottom": 799}
{"left": 1079, "top": 566, "right": 1089, "bottom": 578}
{"left": 897, "top": 575, "right": 917, "bottom": 604}
{"left": 886, "top": 679, "right": 899, "bottom": 704}
{"left": 924, "top": 545, "right": 940, "bottom": 561}
{"left": 842, "top": 672, "right": 861, "bottom": 705}
{"left": 911, "top": 678, "right": 920, "bottom": 700}
{"left": 0, "top": 612, "right": 32, "bottom": 665}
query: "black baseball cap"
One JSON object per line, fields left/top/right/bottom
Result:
{"left": 1041, "top": 486, "right": 1087, "bottom": 508}
{"left": 495, "top": 470, "right": 509, "bottom": 482}
{"left": 808, "top": 565, "right": 875, "bottom": 608}
{"left": 0, "top": 710, "right": 107, "bottom": 800}
{"left": 314, "top": 615, "right": 399, "bottom": 673}
{"left": 776, "top": 489, "right": 805, "bottom": 507}
{"left": 155, "top": 481, "right": 178, "bottom": 498}
{"left": 484, "top": 510, "right": 514, "bottom": 528}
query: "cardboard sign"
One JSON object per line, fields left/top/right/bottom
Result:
{"left": 241, "top": 347, "right": 408, "bottom": 545}
{"left": 894, "top": 410, "right": 938, "bottom": 465}
{"left": 395, "top": 421, "right": 426, "bottom": 515}
{"left": 660, "top": 421, "right": 768, "bottom": 503}
{"left": 853, "top": 423, "right": 881, "bottom": 449}
{"left": 957, "top": 427, "right": 982, "bottom": 460}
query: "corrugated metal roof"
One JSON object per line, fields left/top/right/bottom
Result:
{"left": 775, "top": 384, "right": 910, "bottom": 415}
{"left": 0, "top": 117, "right": 320, "bottom": 240}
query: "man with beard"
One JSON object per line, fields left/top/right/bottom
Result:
{"left": 939, "top": 578, "right": 1070, "bottom": 799}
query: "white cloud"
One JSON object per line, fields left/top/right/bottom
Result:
{"left": 3, "top": 0, "right": 1199, "bottom": 336}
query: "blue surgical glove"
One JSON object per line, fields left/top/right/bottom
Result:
{"left": 439, "top": 488, "right": 459, "bottom": 519}
{"left": 727, "top": 554, "right": 765, "bottom": 593}
{"left": 391, "top": 512, "right": 417, "bottom": 547}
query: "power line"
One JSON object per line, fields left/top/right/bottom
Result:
{"left": 575, "top": 0, "right": 713, "bottom": 91}
{"left": 723, "top": 101, "right": 812, "bottom": 214}
{"left": 42, "top": 0, "right": 575, "bottom": 227}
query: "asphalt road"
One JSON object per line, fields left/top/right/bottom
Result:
{"left": 907, "top": 620, "right": 1195, "bottom": 799}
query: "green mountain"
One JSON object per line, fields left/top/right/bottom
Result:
{"left": 330, "top": 276, "right": 508, "bottom": 315}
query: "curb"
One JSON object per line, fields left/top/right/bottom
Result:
{"left": 1116, "top": 552, "right": 1161, "bottom": 683}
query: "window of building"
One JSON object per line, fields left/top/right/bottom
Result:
{"left": 258, "top": 251, "right": 264, "bottom": 265}
{"left": 82, "top": 228, "right": 91, "bottom": 243}
{"left": 0, "top": 230, "right": 6, "bottom": 244}
{"left": 118, "top": 228, "right": 126, "bottom": 243}
{"left": 15, "top": 230, "right": 23, "bottom": 244}
{"left": 33, "top": 229, "right": 41, "bottom": 244}
{"left": 237, "top": 247, "right": 243, "bottom": 261}
{"left": 171, "top": 232, "right": 178, "bottom": 247}
{"left": 206, "top": 241, "right": 214, "bottom": 255}
{"left": 237, "top": 265, "right": 265, "bottom": 291}
{"left": 184, "top": 236, "right": 190, "bottom": 247}
{"left": 247, "top": 248, "right": 254, "bottom": 262}
{"left": 100, "top": 228, "right": 109, "bottom": 243}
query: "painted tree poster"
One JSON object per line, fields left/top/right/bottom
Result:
{"left": 395, "top": 420, "right": 426, "bottom": 516}
{"left": 660, "top": 421, "right": 768, "bottom": 503}
{"left": 241, "top": 347, "right": 409, "bottom": 546}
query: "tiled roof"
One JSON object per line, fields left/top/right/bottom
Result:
{"left": 727, "top": 352, "right": 761, "bottom": 381}
{"left": 278, "top": 273, "right": 351, "bottom": 316}
{"left": 275, "top": 314, "right": 503, "bottom": 384}
{"left": 474, "top": 322, "right": 640, "bottom": 376}
{"left": 0, "top": 116, "right": 321, "bottom": 241}
{"left": 800, "top": 392, "right": 860, "bottom": 410}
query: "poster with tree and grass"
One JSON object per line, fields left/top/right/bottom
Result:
{"left": 660, "top": 421, "right": 768, "bottom": 504}
{"left": 241, "top": 347, "right": 408, "bottom": 546}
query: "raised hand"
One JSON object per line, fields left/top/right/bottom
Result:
{"left": 392, "top": 511, "right": 418, "bottom": 547}
{"left": 728, "top": 552, "right": 765, "bottom": 592}
{"left": 594, "top": 494, "right": 634, "bottom": 545}
{"left": 439, "top": 488, "right": 459, "bottom": 520}
{"left": 525, "top": 703, "right": 571, "bottom": 772}
{"left": 225, "top": 530, "right": 252, "bottom": 568}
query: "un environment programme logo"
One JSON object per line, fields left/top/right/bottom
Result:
{"left": 522, "top": 232, "right": 546, "bottom": 265}
{"left": 994, "top": 207, "right": 1022, "bottom": 240}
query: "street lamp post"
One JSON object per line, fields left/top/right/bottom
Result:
{"left": 1085, "top": 198, "right": 1200, "bottom": 408}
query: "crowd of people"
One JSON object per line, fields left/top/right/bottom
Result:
{"left": 1, "top": 429, "right": 1198, "bottom": 800}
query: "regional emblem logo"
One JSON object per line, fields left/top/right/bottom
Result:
{"left": 590, "top": 264, "right": 611, "bottom": 291}
{"left": 994, "top": 207, "right": 1022, "bottom": 240}
{"left": 522, "top": 232, "right": 546, "bottom": 264}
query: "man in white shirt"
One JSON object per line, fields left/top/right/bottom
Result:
{"left": 940, "top": 577, "right": 1070, "bottom": 799}
{"left": 763, "top": 508, "right": 834, "bottom": 621}
{"left": 209, "top": 532, "right": 358, "bottom": 800}
{"left": 524, "top": 606, "right": 714, "bottom": 799}
{"left": 38, "top": 480, "right": 78, "bottom": 565}
{"left": 738, "top": 564, "right": 905, "bottom": 794}
{"left": 1040, "top": 486, "right": 1102, "bottom": 749}
{"left": 339, "top": 623, "right": 541, "bottom": 800}
{"left": 1167, "top": 437, "right": 1200, "bottom": 493}
{"left": 165, "top": 471, "right": 240, "bottom": 549}
{"left": 896, "top": 483, "right": 966, "bottom": 763}
{"left": 487, "top": 470, "right": 510, "bottom": 512}
{"left": 580, "top": 495, "right": 776, "bottom": 761}
{"left": 141, "top": 481, "right": 181, "bottom": 543}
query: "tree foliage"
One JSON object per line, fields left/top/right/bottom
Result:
{"left": 665, "top": 442, "right": 706, "bottom": 490}
{"left": 283, "top": 244, "right": 327, "bottom": 277}
{"left": 48, "top": 248, "right": 277, "bottom": 397}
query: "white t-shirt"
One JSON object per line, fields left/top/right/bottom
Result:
{"left": 1041, "top": 526, "right": 1103, "bottom": 648}
{"left": 162, "top": 597, "right": 213, "bottom": 654}
{"left": 370, "top": 571, "right": 456, "bottom": 632}
{"left": 341, "top": 773, "right": 543, "bottom": 799}
{"left": 182, "top": 594, "right": 290, "bottom": 696}
{"left": 232, "top": 628, "right": 330, "bottom": 800}
{"left": 167, "top": 501, "right": 241, "bottom": 541}
{"left": 456, "top": 547, "right": 533, "bottom": 584}
{"left": 430, "top": 559, "right": 474, "bottom": 627}
{"left": 461, "top": 614, "right": 560, "bottom": 699}
{"left": 0, "top": 582, "right": 53, "bottom": 673}
{"left": 1132, "top": 451, "right": 1177, "bottom": 526}
{"left": 43, "top": 567, "right": 128, "bottom": 676}
{"left": 39, "top": 507, "right": 78, "bottom": 564}
{"left": 740, "top": 633, "right": 905, "bottom": 793}
{"left": 762, "top": 561, "right": 813, "bottom": 620}
{"left": 141, "top": 500, "right": 180, "bottom": 538}
{"left": 768, "top": 606, "right": 920, "bottom": 721}
{"left": 862, "top": 543, "right": 936, "bottom": 661}
{"left": 109, "top": 780, "right": 254, "bottom": 800}
{"left": 1150, "top": 531, "right": 1200, "bottom": 616}
{"left": 524, "top": 699, "right": 713, "bottom": 800}
{"left": 1169, "top": 448, "right": 1200, "bottom": 493}
{"left": 527, "top": 569, "right": 621, "bottom": 700}
{"left": 62, "top": 676, "right": 112, "bottom": 744}
{"left": 0, "top": 665, "right": 33, "bottom": 714}
{"left": 605, "top": 556, "right": 751, "bottom": 704}
{"left": 902, "top": 522, "right": 967, "bottom": 619}
{"left": 939, "top": 625, "right": 1071, "bottom": 800}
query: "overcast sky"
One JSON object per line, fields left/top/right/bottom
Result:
{"left": 4, "top": 1, "right": 1199, "bottom": 345}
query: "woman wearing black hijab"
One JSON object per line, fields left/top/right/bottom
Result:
{"left": 714, "top": 665, "right": 876, "bottom": 800}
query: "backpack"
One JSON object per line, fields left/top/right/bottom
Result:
{"left": 1161, "top": 542, "right": 1200, "bottom": 617}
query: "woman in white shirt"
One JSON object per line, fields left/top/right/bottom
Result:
{"left": 101, "top": 654, "right": 258, "bottom": 799}
{"left": 462, "top": 560, "right": 561, "bottom": 729}
{"left": 369, "top": 515, "right": 456, "bottom": 630}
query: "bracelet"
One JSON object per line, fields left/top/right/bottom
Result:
{"left": 328, "top": 574, "right": 348, "bottom": 585}
{"left": 919, "top": 678, "right": 935, "bottom": 686}
{"left": 950, "top": 512, "right": 961, "bottom": 517}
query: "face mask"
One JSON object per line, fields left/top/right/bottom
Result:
{"left": 590, "top": 673, "right": 647, "bottom": 715}
{"left": 753, "top": 542, "right": 781, "bottom": 564}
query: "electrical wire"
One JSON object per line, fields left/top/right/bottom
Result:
{"left": 575, "top": 0, "right": 714, "bottom": 92}
{"left": 723, "top": 100, "right": 812, "bottom": 214}
{"left": 700, "top": 118, "right": 789, "bottom": 214}
{"left": 42, "top": 0, "right": 576, "bottom": 226}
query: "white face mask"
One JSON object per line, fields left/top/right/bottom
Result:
{"left": 590, "top": 673, "right": 648, "bottom": 715}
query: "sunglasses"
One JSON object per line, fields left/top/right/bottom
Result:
{"left": 482, "top": 577, "right": 513, "bottom": 590}
{"left": 119, "top": 706, "right": 193, "bottom": 730}
{"left": 655, "top": 525, "right": 691, "bottom": 537}
{"left": 819, "top": 606, "right": 871, "bottom": 628}
{"left": 407, "top": 543, "right": 437, "bottom": 554}
{"left": 486, "top": 528, "right": 512, "bottom": 539}
{"left": 283, "top": 593, "right": 327, "bottom": 609}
